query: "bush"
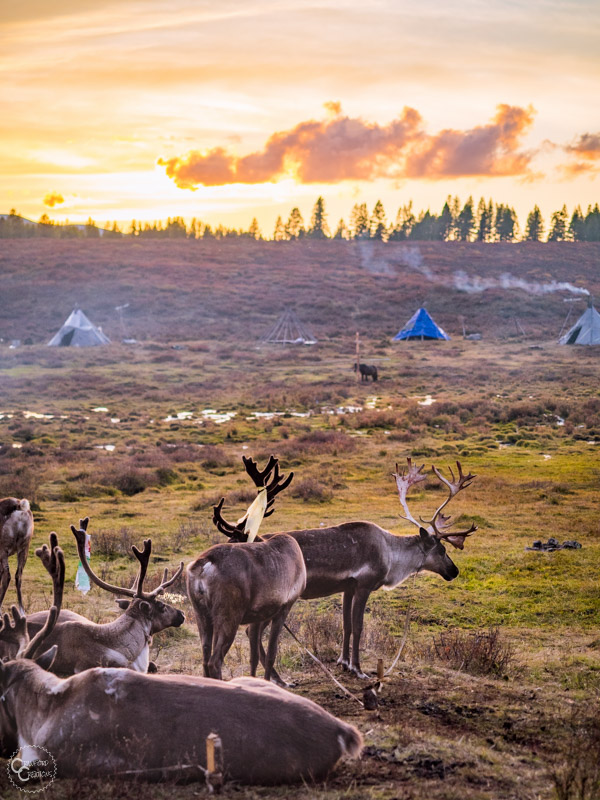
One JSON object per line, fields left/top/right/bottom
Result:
{"left": 290, "top": 478, "right": 333, "bottom": 503}
{"left": 418, "top": 627, "right": 515, "bottom": 677}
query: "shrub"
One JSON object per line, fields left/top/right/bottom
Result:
{"left": 418, "top": 627, "right": 515, "bottom": 677}
{"left": 93, "top": 527, "right": 138, "bottom": 558}
{"left": 290, "top": 478, "right": 333, "bottom": 503}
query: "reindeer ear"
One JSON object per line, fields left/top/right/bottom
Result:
{"left": 139, "top": 601, "right": 152, "bottom": 616}
{"left": 444, "top": 535, "right": 466, "bottom": 550}
{"left": 115, "top": 599, "right": 130, "bottom": 610}
{"left": 419, "top": 527, "right": 437, "bottom": 551}
{"left": 34, "top": 645, "right": 57, "bottom": 671}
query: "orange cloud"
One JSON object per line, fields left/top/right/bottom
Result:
{"left": 159, "top": 104, "right": 538, "bottom": 189}
{"left": 404, "top": 104, "right": 536, "bottom": 178}
{"left": 560, "top": 132, "right": 600, "bottom": 177}
{"left": 43, "top": 191, "right": 64, "bottom": 207}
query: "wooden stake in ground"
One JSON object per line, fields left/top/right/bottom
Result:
{"left": 205, "top": 733, "right": 223, "bottom": 794}
{"left": 355, "top": 331, "right": 360, "bottom": 382}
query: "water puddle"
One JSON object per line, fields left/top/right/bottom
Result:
{"left": 95, "top": 444, "right": 116, "bottom": 452}
{"left": 415, "top": 395, "right": 436, "bottom": 406}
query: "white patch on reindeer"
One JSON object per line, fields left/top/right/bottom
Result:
{"left": 130, "top": 644, "right": 150, "bottom": 673}
{"left": 102, "top": 669, "right": 124, "bottom": 698}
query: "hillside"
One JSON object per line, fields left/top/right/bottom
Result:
{"left": 1, "top": 239, "right": 598, "bottom": 345}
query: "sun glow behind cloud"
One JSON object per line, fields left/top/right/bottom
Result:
{"left": 1, "top": 0, "right": 599, "bottom": 229}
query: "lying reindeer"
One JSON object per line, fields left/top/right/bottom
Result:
{"left": 0, "top": 518, "right": 185, "bottom": 673}
{"left": 187, "top": 456, "right": 305, "bottom": 684}
{"left": 0, "top": 534, "right": 362, "bottom": 785}
{"left": 214, "top": 458, "right": 478, "bottom": 679}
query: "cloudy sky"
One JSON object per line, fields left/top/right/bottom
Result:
{"left": 2, "top": 0, "right": 599, "bottom": 232}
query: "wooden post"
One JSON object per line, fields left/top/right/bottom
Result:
{"left": 355, "top": 331, "right": 360, "bottom": 382}
{"left": 377, "top": 658, "right": 384, "bottom": 681}
{"left": 205, "top": 733, "right": 223, "bottom": 794}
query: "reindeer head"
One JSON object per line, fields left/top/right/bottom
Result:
{"left": 71, "top": 518, "right": 185, "bottom": 632}
{"left": 393, "top": 458, "right": 478, "bottom": 581}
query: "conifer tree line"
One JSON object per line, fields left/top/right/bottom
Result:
{"left": 2, "top": 196, "right": 600, "bottom": 242}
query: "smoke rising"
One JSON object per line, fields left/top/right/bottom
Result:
{"left": 385, "top": 247, "right": 589, "bottom": 297}
{"left": 453, "top": 270, "right": 590, "bottom": 296}
{"left": 358, "top": 241, "right": 395, "bottom": 276}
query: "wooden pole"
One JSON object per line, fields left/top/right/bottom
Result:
{"left": 355, "top": 331, "right": 360, "bottom": 382}
{"left": 205, "top": 733, "right": 223, "bottom": 794}
{"left": 377, "top": 658, "right": 384, "bottom": 681}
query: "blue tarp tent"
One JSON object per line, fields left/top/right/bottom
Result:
{"left": 393, "top": 307, "right": 450, "bottom": 341}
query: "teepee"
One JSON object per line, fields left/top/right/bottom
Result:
{"left": 559, "top": 297, "right": 600, "bottom": 345}
{"left": 393, "top": 307, "right": 450, "bottom": 341}
{"left": 48, "top": 308, "right": 110, "bottom": 347}
{"left": 262, "top": 308, "right": 317, "bottom": 345}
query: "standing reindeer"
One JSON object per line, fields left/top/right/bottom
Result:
{"left": 0, "top": 497, "right": 34, "bottom": 611}
{"left": 353, "top": 363, "right": 378, "bottom": 382}
{"left": 214, "top": 458, "right": 477, "bottom": 679}
{"left": 0, "top": 532, "right": 361, "bottom": 785}
{"left": 0, "top": 518, "right": 185, "bottom": 673}
{"left": 188, "top": 456, "right": 305, "bottom": 684}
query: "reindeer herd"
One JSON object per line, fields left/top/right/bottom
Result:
{"left": 0, "top": 455, "right": 478, "bottom": 786}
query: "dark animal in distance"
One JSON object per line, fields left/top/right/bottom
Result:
{"left": 353, "top": 363, "right": 378, "bottom": 381}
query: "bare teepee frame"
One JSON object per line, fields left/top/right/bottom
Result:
{"left": 261, "top": 307, "right": 317, "bottom": 345}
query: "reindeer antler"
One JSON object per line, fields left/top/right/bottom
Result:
{"left": 213, "top": 455, "right": 293, "bottom": 542}
{"left": 393, "top": 458, "right": 478, "bottom": 549}
{"left": 420, "top": 462, "right": 478, "bottom": 548}
{"left": 71, "top": 518, "right": 183, "bottom": 600}
{"left": 393, "top": 457, "right": 427, "bottom": 528}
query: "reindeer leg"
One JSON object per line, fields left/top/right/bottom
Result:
{"left": 349, "top": 587, "right": 371, "bottom": 679}
{"left": 15, "top": 547, "right": 28, "bottom": 613}
{"left": 0, "top": 557, "right": 11, "bottom": 609}
{"left": 337, "top": 588, "right": 354, "bottom": 669}
{"left": 254, "top": 621, "right": 287, "bottom": 686}
{"left": 208, "top": 620, "right": 238, "bottom": 681}
{"left": 190, "top": 603, "right": 214, "bottom": 677}
{"left": 248, "top": 623, "right": 261, "bottom": 677}
{"left": 264, "top": 604, "right": 293, "bottom": 687}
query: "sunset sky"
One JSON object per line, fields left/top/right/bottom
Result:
{"left": 2, "top": 0, "right": 599, "bottom": 233}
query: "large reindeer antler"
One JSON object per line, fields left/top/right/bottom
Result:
{"left": 393, "top": 458, "right": 478, "bottom": 549}
{"left": 212, "top": 455, "right": 294, "bottom": 542}
{"left": 71, "top": 518, "right": 184, "bottom": 600}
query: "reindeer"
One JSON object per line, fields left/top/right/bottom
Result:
{"left": 0, "top": 518, "right": 185, "bottom": 673}
{"left": 0, "top": 497, "right": 34, "bottom": 611}
{"left": 0, "top": 534, "right": 362, "bottom": 785}
{"left": 187, "top": 456, "right": 305, "bottom": 685}
{"left": 353, "top": 363, "right": 378, "bottom": 382}
{"left": 214, "top": 458, "right": 477, "bottom": 679}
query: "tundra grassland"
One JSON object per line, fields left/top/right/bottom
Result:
{"left": 0, "top": 240, "right": 599, "bottom": 799}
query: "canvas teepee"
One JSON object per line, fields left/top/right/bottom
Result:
{"left": 262, "top": 308, "right": 317, "bottom": 345}
{"left": 48, "top": 308, "right": 110, "bottom": 347}
{"left": 393, "top": 307, "right": 450, "bottom": 341}
{"left": 559, "top": 297, "right": 600, "bottom": 345}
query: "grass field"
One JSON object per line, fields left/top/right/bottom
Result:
{"left": 0, "top": 240, "right": 599, "bottom": 799}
